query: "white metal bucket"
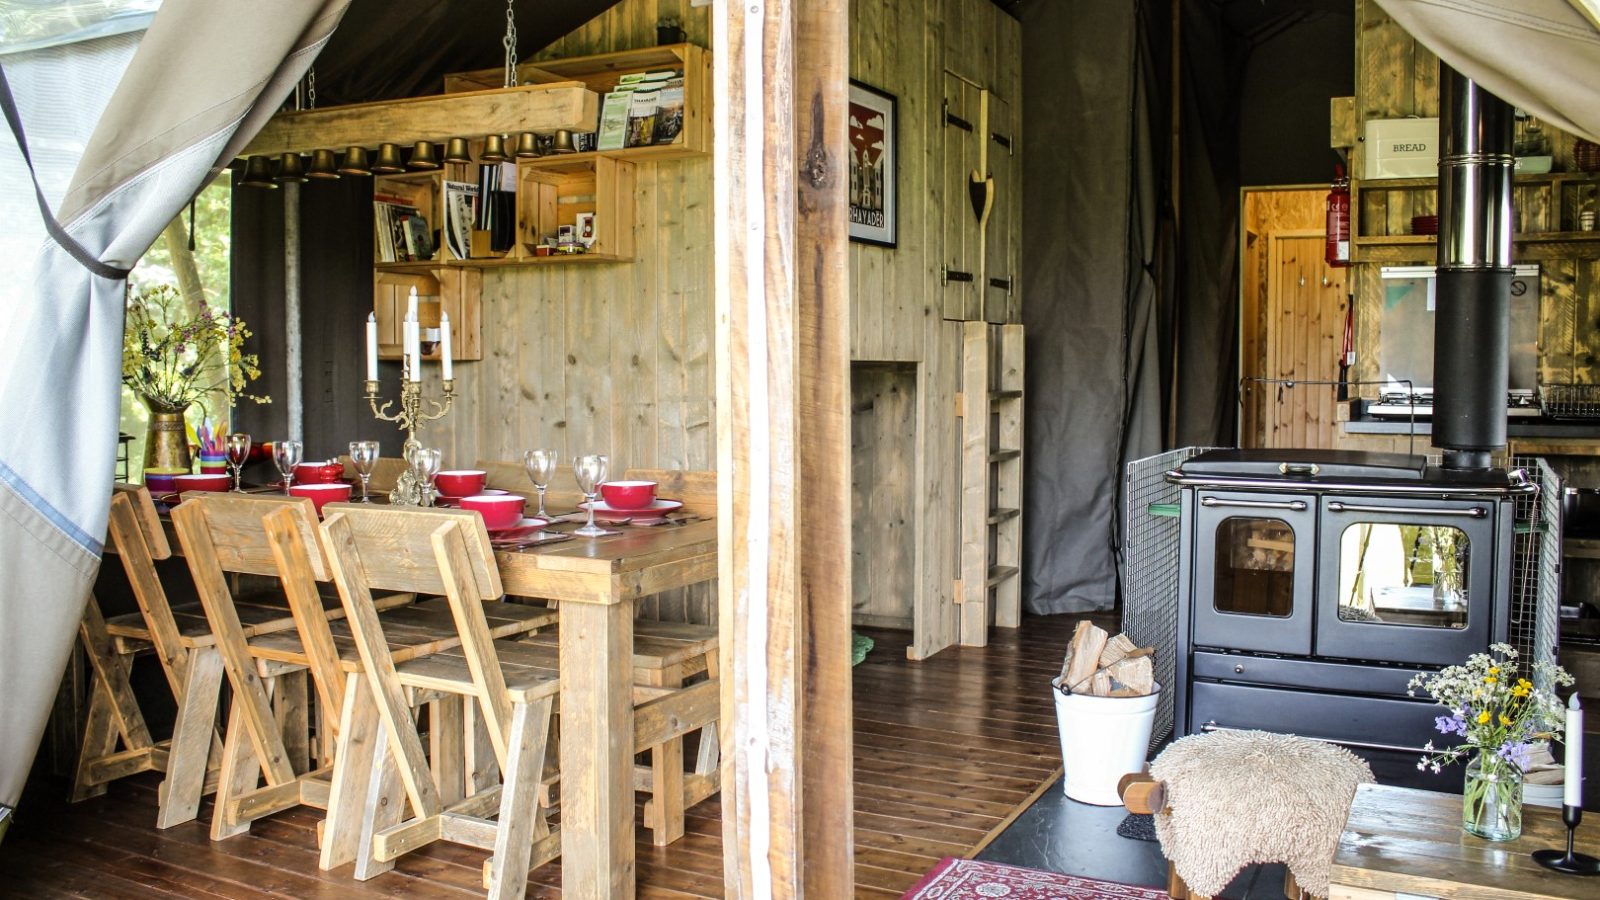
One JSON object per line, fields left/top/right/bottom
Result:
{"left": 1051, "top": 677, "right": 1160, "bottom": 806}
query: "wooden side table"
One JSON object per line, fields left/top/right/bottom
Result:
{"left": 1330, "top": 783, "right": 1599, "bottom": 899}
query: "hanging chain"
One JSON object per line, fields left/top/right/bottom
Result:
{"left": 306, "top": 66, "right": 316, "bottom": 109}
{"left": 502, "top": 0, "right": 519, "bottom": 88}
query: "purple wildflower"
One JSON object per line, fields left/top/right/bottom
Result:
{"left": 1435, "top": 714, "right": 1468, "bottom": 737}
{"left": 1495, "top": 741, "right": 1532, "bottom": 770}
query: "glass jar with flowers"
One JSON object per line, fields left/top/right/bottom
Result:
{"left": 1408, "top": 643, "right": 1574, "bottom": 842}
{"left": 122, "top": 284, "right": 268, "bottom": 472}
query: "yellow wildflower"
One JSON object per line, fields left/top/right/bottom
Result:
{"left": 1489, "top": 666, "right": 1501, "bottom": 675}
{"left": 1477, "top": 710, "right": 1491, "bottom": 725}
{"left": 1499, "top": 714, "right": 1513, "bottom": 726}
{"left": 1485, "top": 676, "right": 1497, "bottom": 685}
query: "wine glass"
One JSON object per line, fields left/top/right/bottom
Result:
{"left": 523, "top": 449, "right": 558, "bottom": 518}
{"left": 349, "top": 440, "right": 380, "bottom": 502}
{"left": 225, "top": 433, "right": 252, "bottom": 492}
{"left": 573, "top": 453, "right": 609, "bottom": 537}
{"left": 411, "top": 447, "right": 442, "bottom": 507}
{"left": 273, "top": 440, "right": 303, "bottom": 496}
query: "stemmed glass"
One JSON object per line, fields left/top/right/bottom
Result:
{"left": 273, "top": 440, "right": 303, "bottom": 496}
{"left": 349, "top": 440, "right": 380, "bottom": 502}
{"left": 225, "top": 433, "right": 252, "bottom": 492}
{"left": 573, "top": 454, "right": 609, "bottom": 537}
{"left": 523, "top": 449, "right": 558, "bottom": 518}
{"left": 410, "top": 447, "right": 442, "bottom": 507}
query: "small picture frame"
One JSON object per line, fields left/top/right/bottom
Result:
{"left": 575, "top": 212, "right": 597, "bottom": 248}
{"left": 848, "top": 80, "right": 897, "bottom": 247}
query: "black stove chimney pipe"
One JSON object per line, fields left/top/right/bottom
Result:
{"left": 1433, "top": 65, "right": 1516, "bottom": 471}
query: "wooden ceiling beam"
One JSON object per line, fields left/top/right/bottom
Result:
{"left": 240, "top": 82, "right": 598, "bottom": 157}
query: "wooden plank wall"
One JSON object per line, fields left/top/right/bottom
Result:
{"left": 420, "top": 0, "right": 1019, "bottom": 654}
{"left": 850, "top": 0, "right": 1022, "bottom": 659}
{"left": 1350, "top": 0, "right": 1600, "bottom": 393}
{"left": 851, "top": 364, "right": 918, "bottom": 629}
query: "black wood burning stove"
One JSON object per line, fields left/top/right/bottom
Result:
{"left": 1166, "top": 449, "right": 1535, "bottom": 754}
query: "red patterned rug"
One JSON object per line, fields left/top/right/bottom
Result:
{"left": 902, "top": 858, "right": 1169, "bottom": 899}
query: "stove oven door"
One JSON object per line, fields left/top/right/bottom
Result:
{"left": 1191, "top": 491, "right": 1315, "bottom": 656}
{"left": 1315, "top": 495, "right": 1496, "bottom": 667}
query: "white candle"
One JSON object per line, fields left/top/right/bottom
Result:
{"left": 365, "top": 313, "right": 378, "bottom": 381}
{"left": 1566, "top": 693, "right": 1584, "bottom": 808}
{"left": 404, "top": 314, "right": 420, "bottom": 383}
{"left": 440, "top": 312, "right": 453, "bottom": 381}
{"left": 406, "top": 286, "right": 419, "bottom": 321}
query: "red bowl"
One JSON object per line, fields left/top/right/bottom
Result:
{"left": 460, "top": 494, "right": 526, "bottom": 530}
{"left": 435, "top": 470, "right": 488, "bottom": 498}
{"left": 173, "top": 473, "right": 231, "bottom": 493}
{"left": 600, "top": 480, "right": 657, "bottom": 510}
{"left": 143, "top": 472, "right": 179, "bottom": 494}
{"left": 289, "top": 483, "right": 352, "bottom": 517}
{"left": 293, "top": 461, "right": 345, "bottom": 484}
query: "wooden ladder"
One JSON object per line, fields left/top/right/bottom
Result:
{"left": 957, "top": 321, "right": 1024, "bottom": 646}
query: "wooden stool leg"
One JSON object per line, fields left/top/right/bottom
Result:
{"left": 212, "top": 697, "right": 264, "bottom": 840}
{"left": 647, "top": 672, "right": 686, "bottom": 847}
{"left": 430, "top": 695, "right": 465, "bottom": 807}
{"left": 71, "top": 685, "right": 119, "bottom": 801}
{"left": 353, "top": 741, "right": 405, "bottom": 881}
{"left": 321, "top": 674, "right": 378, "bottom": 871}
{"left": 694, "top": 651, "right": 721, "bottom": 780}
{"left": 275, "top": 670, "right": 311, "bottom": 775}
{"left": 465, "top": 700, "right": 500, "bottom": 795}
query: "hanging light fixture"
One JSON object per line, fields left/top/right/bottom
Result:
{"left": 371, "top": 142, "right": 406, "bottom": 174}
{"left": 514, "top": 132, "right": 541, "bottom": 158}
{"left": 338, "top": 146, "right": 372, "bottom": 176}
{"left": 408, "top": 141, "right": 440, "bottom": 170}
{"left": 479, "top": 134, "right": 509, "bottom": 164}
{"left": 274, "top": 152, "right": 309, "bottom": 183}
{"left": 239, "top": 155, "right": 278, "bottom": 188}
{"left": 443, "top": 137, "right": 474, "bottom": 165}
{"left": 306, "top": 149, "right": 341, "bottom": 179}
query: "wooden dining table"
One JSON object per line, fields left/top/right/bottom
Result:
{"left": 153, "top": 488, "right": 718, "bottom": 897}
{"left": 492, "top": 517, "right": 718, "bottom": 898}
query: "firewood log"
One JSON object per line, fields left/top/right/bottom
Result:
{"left": 1100, "top": 633, "right": 1140, "bottom": 667}
{"left": 1060, "top": 621, "right": 1109, "bottom": 687}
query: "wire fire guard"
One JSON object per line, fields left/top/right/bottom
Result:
{"left": 1120, "top": 449, "right": 1562, "bottom": 748}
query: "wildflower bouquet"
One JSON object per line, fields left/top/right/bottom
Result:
{"left": 1408, "top": 643, "right": 1573, "bottom": 840}
{"left": 122, "top": 284, "right": 269, "bottom": 414}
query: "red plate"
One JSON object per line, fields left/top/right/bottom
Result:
{"left": 577, "top": 498, "right": 684, "bottom": 521}
{"left": 486, "top": 516, "right": 549, "bottom": 538}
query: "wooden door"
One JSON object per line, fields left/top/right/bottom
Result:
{"left": 942, "top": 73, "right": 983, "bottom": 321}
{"left": 1263, "top": 234, "right": 1347, "bottom": 448}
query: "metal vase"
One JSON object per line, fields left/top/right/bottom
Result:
{"left": 142, "top": 400, "right": 193, "bottom": 474}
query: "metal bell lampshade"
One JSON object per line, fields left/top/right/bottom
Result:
{"left": 371, "top": 142, "right": 406, "bottom": 174}
{"left": 479, "top": 133, "right": 509, "bottom": 164}
{"left": 443, "top": 137, "right": 473, "bottom": 165}
{"left": 550, "top": 129, "right": 575, "bottom": 154}
{"left": 239, "top": 155, "right": 279, "bottom": 188}
{"left": 338, "top": 146, "right": 372, "bottom": 176}
{"left": 514, "top": 132, "right": 541, "bottom": 158}
{"left": 408, "top": 141, "right": 440, "bottom": 170}
{"left": 274, "top": 152, "right": 308, "bottom": 183}
{"left": 306, "top": 149, "right": 341, "bottom": 179}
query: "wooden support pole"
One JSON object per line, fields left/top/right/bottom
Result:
{"left": 716, "top": 0, "right": 853, "bottom": 894}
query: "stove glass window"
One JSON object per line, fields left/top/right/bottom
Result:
{"left": 1336, "top": 523, "right": 1469, "bottom": 629}
{"left": 1213, "top": 517, "right": 1295, "bottom": 618}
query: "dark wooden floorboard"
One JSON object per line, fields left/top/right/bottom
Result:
{"left": 0, "top": 614, "right": 1081, "bottom": 897}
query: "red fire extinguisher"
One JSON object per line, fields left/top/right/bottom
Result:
{"left": 1326, "top": 164, "right": 1351, "bottom": 268}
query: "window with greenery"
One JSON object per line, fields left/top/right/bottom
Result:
{"left": 120, "top": 171, "right": 231, "bottom": 477}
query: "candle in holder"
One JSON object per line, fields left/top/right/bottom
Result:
{"left": 1567, "top": 694, "right": 1584, "bottom": 809}
{"left": 365, "top": 313, "right": 378, "bottom": 381}
{"left": 440, "top": 312, "right": 453, "bottom": 380}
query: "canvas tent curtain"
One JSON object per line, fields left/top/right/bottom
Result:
{"left": 0, "top": 0, "right": 350, "bottom": 812}
{"left": 1376, "top": 0, "right": 1600, "bottom": 145}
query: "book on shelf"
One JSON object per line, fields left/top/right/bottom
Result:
{"left": 442, "top": 181, "right": 478, "bottom": 261}
{"left": 402, "top": 213, "right": 434, "bottom": 261}
{"left": 653, "top": 76, "right": 685, "bottom": 145}
{"left": 373, "top": 197, "right": 425, "bottom": 263}
{"left": 625, "top": 88, "right": 660, "bottom": 148}
{"left": 596, "top": 87, "right": 635, "bottom": 151}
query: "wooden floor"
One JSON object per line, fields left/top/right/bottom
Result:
{"left": 0, "top": 615, "right": 1078, "bottom": 898}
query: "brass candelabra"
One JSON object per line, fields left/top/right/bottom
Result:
{"left": 364, "top": 356, "right": 454, "bottom": 506}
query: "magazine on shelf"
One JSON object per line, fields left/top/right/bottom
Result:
{"left": 442, "top": 181, "right": 478, "bottom": 260}
{"left": 596, "top": 87, "right": 635, "bottom": 151}
{"left": 625, "top": 88, "right": 660, "bottom": 148}
{"left": 653, "top": 76, "right": 685, "bottom": 145}
{"left": 402, "top": 213, "right": 433, "bottom": 261}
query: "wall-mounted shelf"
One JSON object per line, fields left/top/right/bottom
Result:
{"left": 1351, "top": 170, "right": 1600, "bottom": 263}
{"left": 1352, "top": 230, "right": 1600, "bottom": 263}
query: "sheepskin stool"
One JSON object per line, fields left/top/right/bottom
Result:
{"left": 1122, "top": 729, "right": 1373, "bottom": 899}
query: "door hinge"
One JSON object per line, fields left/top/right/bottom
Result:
{"left": 989, "top": 276, "right": 1013, "bottom": 294}
{"left": 943, "top": 99, "right": 973, "bottom": 132}
{"left": 942, "top": 267, "right": 974, "bottom": 284}
{"left": 991, "top": 131, "right": 1013, "bottom": 155}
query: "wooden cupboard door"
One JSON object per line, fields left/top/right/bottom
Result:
{"left": 941, "top": 73, "right": 983, "bottom": 321}
{"left": 1263, "top": 235, "right": 1348, "bottom": 449}
{"left": 983, "top": 92, "right": 1016, "bottom": 325}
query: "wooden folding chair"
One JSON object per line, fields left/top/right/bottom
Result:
{"left": 73, "top": 484, "right": 222, "bottom": 824}
{"left": 319, "top": 503, "right": 562, "bottom": 897}
{"left": 337, "top": 454, "right": 409, "bottom": 496}
{"left": 172, "top": 493, "right": 557, "bottom": 848}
